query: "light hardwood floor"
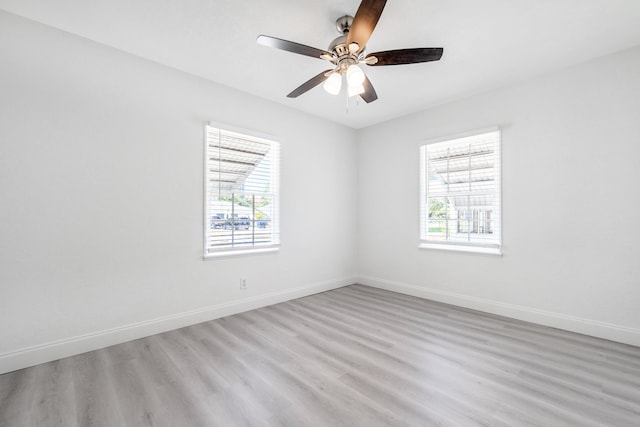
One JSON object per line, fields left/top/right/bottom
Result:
{"left": 1, "top": 284, "right": 640, "bottom": 426}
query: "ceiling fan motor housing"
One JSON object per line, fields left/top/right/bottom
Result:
{"left": 329, "top": 16, "right": 364, "bottom": 74}
{"left": 329, "top": 37, "right": 361, "bottom": 72}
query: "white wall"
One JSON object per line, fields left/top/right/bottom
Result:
{"left": 357, "top": 46, "right": 640, "bottom": 346}
{"left": 0, "top": 12, "right": 358, "bottom": 373}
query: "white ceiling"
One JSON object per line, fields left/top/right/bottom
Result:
{"left": 2, "top": 0, "right": 640, "bottom": 129}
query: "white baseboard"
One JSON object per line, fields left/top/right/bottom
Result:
{"left": 358, "top": 275, "right": 640, "bottom": 348}
{"left": 0, "top": 277, "right": 354, "bottom": 374}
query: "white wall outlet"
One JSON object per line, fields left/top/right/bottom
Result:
{"left": 240, "top": 278, "right": 247, "bottom": 289}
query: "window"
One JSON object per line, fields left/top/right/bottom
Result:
{"left": 204, "top": 124, "right": 280, "bottom": 257}
{"left": 420, "top": 129, "right": 501, "bottom": 254}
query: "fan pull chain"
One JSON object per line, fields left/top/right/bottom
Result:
{"left": 345, "top": 89, "right": 350, "bottom": 114}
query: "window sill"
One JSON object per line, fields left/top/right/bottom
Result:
{"left": 204, "top": 246, "right": 279, "bottom": 260}
{"left": 419, "top": 242, "right": 502, "bottom": 256}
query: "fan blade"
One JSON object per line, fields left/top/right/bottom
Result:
{"left": 287, "top": 70, "right": 334, "bottom": 98}
{"left": 346, "top": 0, "right": 387, "bottom": 52}
{"left": 359, "top": 75, "right": 378, "bottom": 103}
{"left": 366, "top": 48, "right": 443, "bottom": 66}
{"left": 257, "top": 35, "right": 332, "bottom": 60}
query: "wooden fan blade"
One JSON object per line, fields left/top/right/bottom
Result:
{"left": 366, "top": 48, "right": 444, "bottom": 66}
{"left": 346, "top": 0, "right": 387, "bottom": 52}
{"left": 359, "top": 75, "right": 378, "bottom": 103}
{"left": 287, "top": 70, "right": 334, "bottom": 98}
{"left": 257, "top": 35, "right": 332, "bottom": 60}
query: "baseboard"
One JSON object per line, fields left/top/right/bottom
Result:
{"left": 357, "top": 275, "right": 640, "bottom": 348}
{"left": 0, "top": 277, "right": 354, "bottom": 374}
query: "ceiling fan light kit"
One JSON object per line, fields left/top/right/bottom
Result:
{"left": 256, "top": 0, "right": 444, "bottom": 104}
{"left": 322, "top": 63, "right": 366, "bottom": 97}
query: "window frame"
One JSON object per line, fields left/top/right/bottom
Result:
{"left": 203, "top": 122, "right": 280, "bottom": 259}
{"left": 419, "top": 127, "right": 502, "bottom": 255}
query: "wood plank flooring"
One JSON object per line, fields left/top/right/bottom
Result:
{"left": 1, "top": 284, "right": 640, "bottom": 426}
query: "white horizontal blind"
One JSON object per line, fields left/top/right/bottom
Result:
{"left": 421, "top": 130, "right": 501, "bottom": 250}
{"left": 205, "top": 125, "right": 280, "bottom": 255}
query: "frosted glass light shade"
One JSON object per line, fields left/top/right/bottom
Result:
{"left": 346, "top": 64, "right": 365, "bottom": 86}
{"left": 323, "top": 72, "right": 342, "bottom": 95}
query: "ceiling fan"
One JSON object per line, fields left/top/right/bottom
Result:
{"left": 256, "top": 0, "right": 443, "bottom": 103}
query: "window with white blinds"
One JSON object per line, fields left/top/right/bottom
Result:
{"left": 204, "top": 125, "right": 280, "bottom": 257}
{"left": 420, "top": 129, "right": 501, "bottom": 254}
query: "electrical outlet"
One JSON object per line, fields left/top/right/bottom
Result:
{"left": 240, "top": 278, "right": 247, "bottom": 289}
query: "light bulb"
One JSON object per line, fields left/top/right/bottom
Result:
{"left": 348, "top": 84, "right": 365, "bottom": 97}
{"left": 323, "top": 72, "right": 342, "bottom": 95}
{"left": 346, "top": 64, "right": 365, "bottom": 87}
